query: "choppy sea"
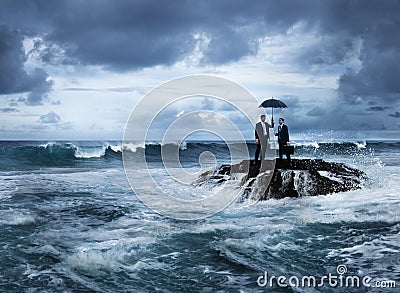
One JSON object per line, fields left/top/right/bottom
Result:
{"left": 0, "top": 140, "right": 399, "bottom": 292}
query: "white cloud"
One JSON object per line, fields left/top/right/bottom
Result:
{"left": 38, "top": 111, "right": 60, "bottom": 124}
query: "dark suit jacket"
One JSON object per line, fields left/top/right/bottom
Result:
{"left": 276, "top": 124, "right": 289, "bottom": 144}
{"left": 255, "top": 122, "right": 271, "bottom": 140}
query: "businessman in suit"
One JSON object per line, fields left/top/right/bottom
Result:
{"left": 275, "top": 117, "right": 290, "bottom": 161}
{"left": 255, "top": 114, "right": 273, "bottom": 162}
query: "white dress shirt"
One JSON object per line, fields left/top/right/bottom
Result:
{"left": 262, "top": 122, "right": 267, "bottom": 135}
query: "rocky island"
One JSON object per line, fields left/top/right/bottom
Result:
{"left": 196, "top": 159, "right": 366, "bottom": 201}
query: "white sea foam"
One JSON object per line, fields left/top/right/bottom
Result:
{"left": 295, "top": 141, "right": 320, "bottom": 148}
{"left": 123, "top": 142, "right": 145, "bottom": 152}
{"left": 109, "top": 144, "right": 122, "bottom": 152}
{"left": 353, "top": 141, "right": 367, "bottom": 149}
{"left": 73, "top": 143, "right": 123, "bottom": 158}
{"left": 179, "top": 140, "right": 187, "bottom": 150}
{"left": 74, "top": 146, "right": 106, "bottom": 158}
{"left": 317, "top": 170, "right": 343, "bottom": 183}
{"left": 0, "top": 210, "right": 37, "bottom": 225}
{"left": 61, "top": 234, "right": 166, "bottom": 281}
{"left": 38, "top": 141, "right": 58, "bottom": 148}
{"left": 65, "top": 250, "right": 123, "bottom": 276}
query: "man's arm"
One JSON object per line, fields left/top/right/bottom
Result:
{"left": 266, "top": 122, "right": 272, "bottom": 140}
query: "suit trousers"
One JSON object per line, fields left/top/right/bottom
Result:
{"left": 255, "top": 137, "right": 268, "bottom": 161}
{"left": 279, "top": 143, "right": 291, "bottom": 161}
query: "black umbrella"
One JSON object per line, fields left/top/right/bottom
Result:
{"left": 259, "top": 97, "right": 287, "bottom": 123}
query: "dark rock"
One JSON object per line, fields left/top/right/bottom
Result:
{"left": 196, "top": 158, "right": 366, "bottom": 200}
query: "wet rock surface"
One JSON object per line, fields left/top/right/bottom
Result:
{"left": 196, "top": 159, "right": 366, "bottom": 200}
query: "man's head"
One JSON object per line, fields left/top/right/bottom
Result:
{"left": 260, "top": 114, "right": 266, "bottom": 122}
{"left": 279, "top": 117, "right": 284, "bottom": 125}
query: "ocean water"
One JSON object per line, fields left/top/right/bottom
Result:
{"left": 0, "top": 140, "right": 399, "bottom": 292}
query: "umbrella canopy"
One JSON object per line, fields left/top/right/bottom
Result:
{"left": 259, "top": 97, "right": 287, "bottom": 123}
{"left": 259, "top": 97, "right": 287, "bottom": 108}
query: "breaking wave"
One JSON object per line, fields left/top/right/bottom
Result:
{"left": 0, "top": 140, "right": 399, "bottom": 169}
{"left": 0, "top": 142, "right": 122, "bottom": 168}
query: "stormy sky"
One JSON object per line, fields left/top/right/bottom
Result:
{"left": 0, "top": 0, "right": 399, "bottom": 140}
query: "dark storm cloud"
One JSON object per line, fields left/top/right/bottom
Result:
{"left": 0, "top": 0, "right": 308, "bottom": 70}
{"left": 327, "top": 2, "right": 400, "bottom": 105}
{"left": 1, "top": 0, "right": 399, "bottom": 73}
{"left": 1, "top": 0, "right": 399, "bottom": 131}
{"left": 0, "top": 25, "right": 53, "bottom": 104}
{"left": 30, "top": 0, "right": 200, "bottom": 70}
{"left": 338, "top": 48, "right": 400, "bottom": 104}
{"left": 0, "top": 107, "right": 19, "bottom": 113}
{"left": 23, "top": 68, "right": 54, "bottom": 105}
{"left": 366, "top": 106, "right": 390, "bottom": 112}
{"left": 389, "top": 112, "right": 400, "bottom": 118}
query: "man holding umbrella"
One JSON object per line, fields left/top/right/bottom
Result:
{"left": 254, "top": 114, "right": 273, "bottom": 162}
{"left": 258, "top": 97, "right": 291, "bottom": 162}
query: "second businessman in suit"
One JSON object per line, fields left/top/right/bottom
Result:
{"left": 275, "top": 117, "right": 290, "bottom": 161}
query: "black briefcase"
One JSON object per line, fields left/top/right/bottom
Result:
{"left": 283, "top": 145, "right": 295, "bottom": 155}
